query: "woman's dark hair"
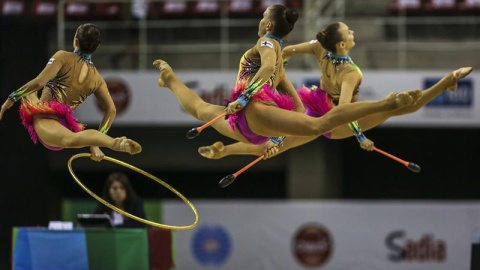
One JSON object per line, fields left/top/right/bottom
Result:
{"left": 268, "top": 5, "right": 298, "bottom": 38}
{"left": 316, "top": 22, "right": 343, "bottom": 53}
{"left": 102, "top": 172, "right": 137, "bottom": 207}
{"left": 75, "top": 23, "right": 101, "bottom": 54}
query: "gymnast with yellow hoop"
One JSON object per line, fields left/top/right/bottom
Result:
{"left": 0, "top": 23, "right": 198, "bottom": 230}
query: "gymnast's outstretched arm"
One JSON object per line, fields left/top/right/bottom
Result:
{"left": 282, "top": 39, "right": 324, "bottom": 64}
{"left": 0, "top": 51, "right": 65, "bottom": 120}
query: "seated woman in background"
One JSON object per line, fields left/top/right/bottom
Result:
{"left": 94, "top": 172, "right": 147, "bottom": 228}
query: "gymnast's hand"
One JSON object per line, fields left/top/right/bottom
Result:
{"left": 359, "top": 138, "right": 374, "bottom": 151}
{"left": 0, "top": 99, "right": 14, "bottom": 121}
{"left": 225, "top": 100, "right": 243, "bottom": 115}
{"left": 263, "top": 140, "right": 281, "bottom": 160}
{"left": 90, "top": 146, "right": 105, "bottom": 162}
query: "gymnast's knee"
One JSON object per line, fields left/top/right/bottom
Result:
{"left": 312, "top": 117, "right": 335, "bottom": 135}
{"left": 329, "top": 131, "right": 350, "bottom": 140}
{"left": 392, "top": 106, "right": 416, "bottom": 117}
{"left": 196, "top": 103, "right": 220, "bottom": 122}
{"left": 60, "top": 134, "right": 81, "bottom": 148}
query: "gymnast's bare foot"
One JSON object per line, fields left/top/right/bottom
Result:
{"left": 112, "top": 137, "right": 142, "bottom": 155}
{"left": 386, "top": 90, "right": 422, "bottom": 109}
{"left": 198, "top": 141, "right": 225, "bottom": 159}
{"left": 153, "top": 59, "right": 174, "bottom": 88}
{"left": 446, "top": 67, "right": 473, "bottom": 92}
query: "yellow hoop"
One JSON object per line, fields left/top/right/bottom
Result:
{"left": 67, "top": 153, "right": 199, "bottom": 230}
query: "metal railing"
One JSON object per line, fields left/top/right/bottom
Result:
{"left": 57, "top": 0, "right": 480, "bottom": 70}
{"left": 304, "top": 0, "right": 480, "bottom": 69}
{"left": 57, "top": 0, "right": 261, "bottom": 70}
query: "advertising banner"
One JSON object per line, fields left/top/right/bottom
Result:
{"left": 75, "top": 71, "right": 479, "bottom": 127}
{"left": 163, "top": 201, "right": 480, "bottom": 270}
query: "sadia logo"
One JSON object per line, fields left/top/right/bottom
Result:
{"left": 292, "top": 223, "right": 333, "bottom": 268}
{"left": 385, "top": 230, "right": 446, "bottom": 262}
{"left": 101, "top": 77, "right": 131, "bottom": 115}
{"left": 191, "top": 225, "right": 231, "bottom": 266}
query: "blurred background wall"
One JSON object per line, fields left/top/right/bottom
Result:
{"left": 1, "top": 0, "right": 480, "bottom": 269}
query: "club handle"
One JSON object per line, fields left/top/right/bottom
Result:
{"left": 373, "top": 147, "right": 408, "bottom": 166}
{"left": 219, "top": 155, "right": 265, "bottom": 188}
{"left": 233, "top": 155, "right": 264, "bottom": 178}
{"left": 373, "top": 147, "right": 421, "bottom": 173}
{"left": 186, "top": 113, "right": 227, "bottom": 139}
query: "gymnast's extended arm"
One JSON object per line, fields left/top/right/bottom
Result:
{"left": 0, "top": 51, "right": 64, "bottom": 120}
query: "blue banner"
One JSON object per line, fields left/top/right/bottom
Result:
{"left": 14, "top": 228, "right": 89, "bottom": 270}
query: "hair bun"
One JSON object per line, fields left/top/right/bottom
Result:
{"left": 285, "top": 9, "right": 298, "bottom": 24}
{"left": 316, "top": 30, "right": 327, "bottom": 44}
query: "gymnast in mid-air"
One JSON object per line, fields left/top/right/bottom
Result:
{"left": 154, "top": 6, "right": 421, "bottom": 157}
{"left": 0, "top": 23, "right": 141, "bottom": 161}
{"left": 154, "top": 6, "right": 423, "bottom": 153}
{"left": 195, "top": 21, "right": 472, "bottom": 160}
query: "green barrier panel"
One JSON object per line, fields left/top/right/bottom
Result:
{"left": 62, "top": 199, "right": 97, "bottom": 226}
{"left": 85, "top": 228, "right": 149, "bottom": 270}
{"left": 144, "top": 200, "right": 162, "bottom": 223}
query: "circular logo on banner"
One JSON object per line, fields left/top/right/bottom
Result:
{"left": 292, "top": 223, "right": 333, "bottom": 268}
{"left": 192, "top": 225, "right": 232, "bottom": 266}
{"left": 98, "top": 77, "right": 131, "bottom": 115}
